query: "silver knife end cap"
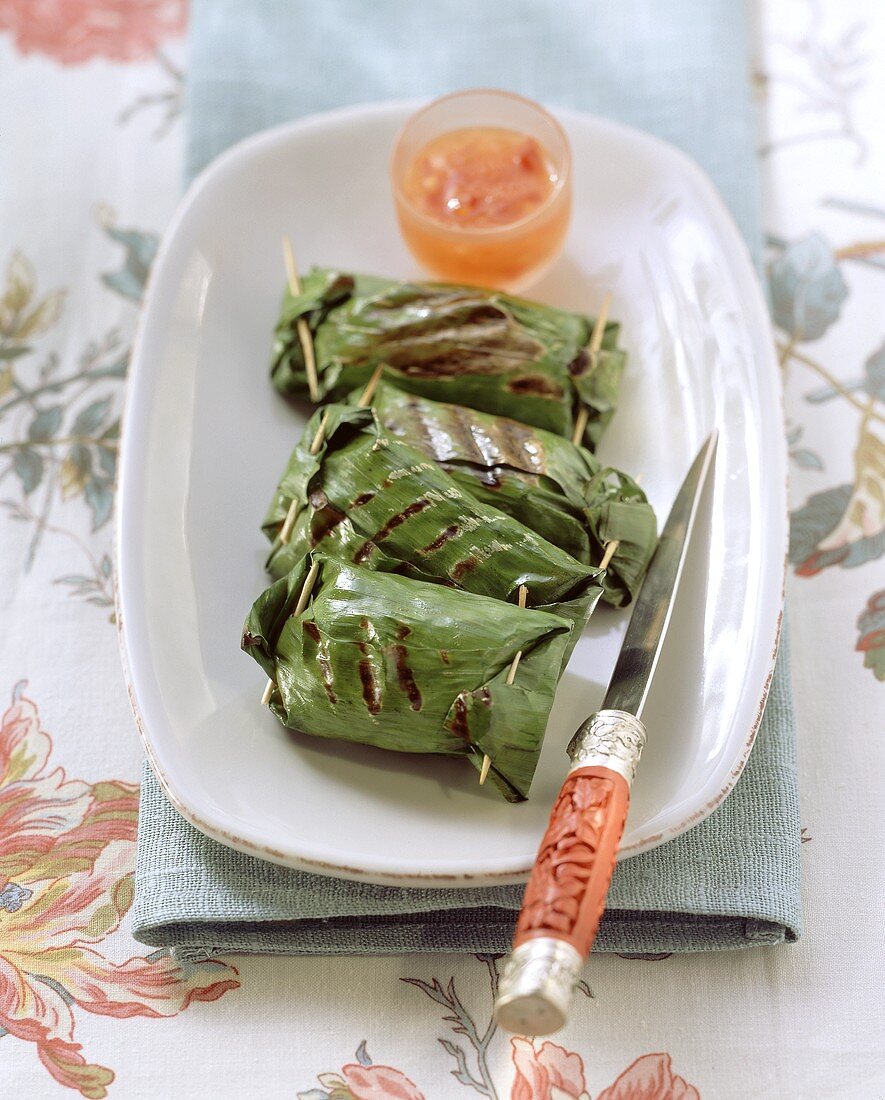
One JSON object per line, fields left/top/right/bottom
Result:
{"left": 493, "top": 938, "right": 583, "bottom": 1036}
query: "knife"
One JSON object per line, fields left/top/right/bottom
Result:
{"left": 494, "top": 429, "right": 719, "bottom": 1036}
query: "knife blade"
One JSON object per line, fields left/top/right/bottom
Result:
{"left": 493, "top": 430, "right": 719, "bottom": 1037}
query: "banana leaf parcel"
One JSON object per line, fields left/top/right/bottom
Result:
{"left": 361, "top": 383, "right": 657, "bottom": 607}
{"left": 269, "top": 267, "right": 626, "bottom": 449}
{"left": 263, "top": 405, "right": 605, "bottom": 647}
{"left": 243, "top": 552, "right": 572, "bottom": 801}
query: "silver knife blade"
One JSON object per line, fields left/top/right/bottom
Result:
{"left": 601, "top": 430, "right": 718, "bottom": 718}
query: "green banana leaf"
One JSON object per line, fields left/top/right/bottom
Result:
{"left": 263, "top": 404, "right": 604, "bottom": 648}
{"left": 242, "top": 552, "right": 572, "bottom": 801}
{"left": 359, "top": 383, "right": 657, "bottom": 606}
{"left": 270, "top": 267, "right": 625, "bottom": 449}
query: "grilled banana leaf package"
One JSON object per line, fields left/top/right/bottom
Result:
{"left": 242, "top": 553, "right": 572, "bottom": 801}
{"left": 269, "top": 267, "right": 625, "bottom": 449}
{"left": 362, "top": 383, "right": 657, "bottom": 606}
{"left": 262, "top": 405, "right": 605, "bottom": 647}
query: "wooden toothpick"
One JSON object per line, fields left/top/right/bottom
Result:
{"left": 359, "top": 363, "right": 385, "bottom": 408}
{"left": 572, "top": 292, "right": 613, "bottom": 446}
{"left": 505, "top": 585, "right": 530, "bottom": 686}
{"left": 261, "top": 559, "right": 322, "bottom": 705}
{"left": 479, "top": 753, "right": 492, "bottom": 786}
{"left": 308, "top": 410, "right": 330, "bottom": 455}
{"left": 599, "top": 539, "right": 620, "bottom": 572}
{"left": 571, "top": 405, "right": 589, "bottom": 446}
{"left": 282, "top": 234, "right": 300, "bottom": 292}
{"left": 280, "top": 409, "right": 330, "bottom": 546}
{"left": 292, "top": 559, "right": 321, "bottom": 617}
{"left": 279, "top": 498, "right": 300, "bottom": 545}
{"left": 589, "top": 292, "right": 612, "bottom": 360}
{"left": 282, "top": 236, "right": 319, "bottom": 403}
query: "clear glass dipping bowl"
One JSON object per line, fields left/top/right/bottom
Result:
{"left": 391, "top": 89, "right": 572, "bottom": 292}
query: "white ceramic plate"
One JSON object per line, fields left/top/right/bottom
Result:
{"left": 118, "top": 102, "right": 785, "bottom": 887}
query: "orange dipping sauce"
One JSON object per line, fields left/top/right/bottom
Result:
{"left": 392, "top": 92, "right": 572, "bottom": 292}
{"left": 403, "top": 128, "right": 559, "bottom": 230}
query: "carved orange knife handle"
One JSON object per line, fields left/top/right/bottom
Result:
{"left": 514, "top": 765, "right": 629, "bottom": 957}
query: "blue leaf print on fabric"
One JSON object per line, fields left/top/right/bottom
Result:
{"left": 85, "top": 478, "right": 114, "bottom": 530}
{"left": 769, "top": 234, "right": 849, "bottom": 341}
{"left": 13, "top": 448, "right": 43, "bottom": 494}
{"left": 0, "top": 881, "right": 33, "bottom": 913}
{"left": 101, "top": 224, "right": 159, "bottom": 303}
{"left": 28, "top": 405, "right": 63, "bottom": 442}
{"left": 72, "top": 397, "right": 111, "bottom": 436}
{"left": 790, "top": 484, "right": 885, "bottom": 574}
{"left": 791, "top": 448, "right": 824, "bottom": 470}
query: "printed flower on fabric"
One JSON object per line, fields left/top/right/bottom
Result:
{"left": 510, "top": 1041, "right": 700, "bottom": 1100}
{"left": 789, "top": 421, "right": 885, "bottom": 574}
{"left": 0, "top": 686, "right": 239, "bottom": 1098}
{"left": 595, "top": 1052, "right": 701, "bottom": 1100}
{"left": 0, "top": 0, "right": 186, "bottom": 65}
{"left": 768, "top": 233, "right": 848, "bottom": 342}
{"left": 511, "top": 1038, "right": 590, "bottom": 1100}
{"left": 857, "top": 589, "right": 885, "bottom": 681}
{"left": 299, "top": 1043, "right": 425, "bottom": 1100}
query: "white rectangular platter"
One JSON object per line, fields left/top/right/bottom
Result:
{"left": 118, "top": 102, "right": 785, "bottom": 886}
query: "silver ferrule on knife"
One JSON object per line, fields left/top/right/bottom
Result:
{"left": 567, "top": 709, "right": 647, "bottom": 783}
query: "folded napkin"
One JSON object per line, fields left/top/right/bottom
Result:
{"left": 132, "top": 0, "right": 802, "bottom": 957}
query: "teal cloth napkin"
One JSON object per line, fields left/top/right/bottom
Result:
{"left": 131, "top": 0, "right": 801, "bottom": 957}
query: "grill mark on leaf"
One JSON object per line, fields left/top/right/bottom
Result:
{"left": 421, "top": 523, "right": 460, "bottom": 554}
{"left": 358, "top": 658, "right": 381, "bottom": 715}
{"left": 355, "top": 498, "right": 431, "bottom": 560}
{"left": 303, "top": 621, "right": 337, "bottom": 704}
{"left": 307, "top": 488, "right": 346, "bottom": 546}
{"left": 353, "top": 541, "right": 378, "bottom": 564}
{"left": 449, "top": 693, "right": 470, "bottom": 741}
{"left": 364, "top": 302, "right": 546, "bottom": 377}
{"left": 452, "top": 555, "right": 479, "bottom": 582}
{"left": 507, "top": 375, "right": 564, "bottom": 398}
{"left": 310, "top": 508, "right": 347, "bottom": 546}
{"left": 495, "top": 417, "right": 548, "bottom": 472}
{"left": 392, "top": 644, "right": 422, "bottom": 711}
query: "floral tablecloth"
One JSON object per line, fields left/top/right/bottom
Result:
{"left": 0, "top": 2, "right": 882, "bottom": 1097}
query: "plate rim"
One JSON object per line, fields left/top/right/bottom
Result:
{"left": 117, "top": 99, "right": 787, "bottom": 887}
